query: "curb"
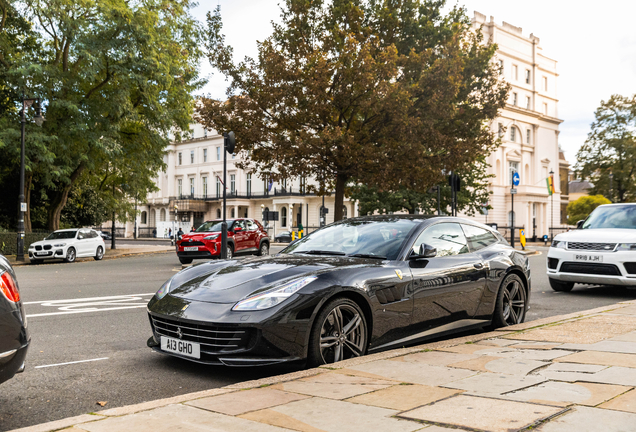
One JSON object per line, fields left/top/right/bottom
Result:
{"left": 6, "top": 249, "right": 173, "bottom": 267}
{"left": 12, "top": 299, "right": 636, "bottom": 432}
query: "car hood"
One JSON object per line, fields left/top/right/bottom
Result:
{"left": 181, "top": 232, "right": 222, "bottom": 240}
{"left": 555, "top": 229, "right": 636, "bottom": 243}
{"left": 168, "top": 255, "right": 380, "bottom": 304}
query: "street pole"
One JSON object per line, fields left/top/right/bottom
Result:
{"left": 609, "top": 172, "right": 613, "bottom": 203}
{"left": 111, "top": 182, "right": 116, "bottom": 250}
{"left": 437, "top": 186, "right": 441, "bottom": 216}
{"left": 549, "top": 169, "right": 554, "bottom": 241}
{"left": 221, "top": 133, "right": 228, "bottom": 259}
{"left": 511, "top": 187, "right": 515, "bottom": 248}
{"left": 16, "top": 97, "right": 26, "bottom": 261}
{"left": 133, "top": 197, "right": 138, "bottom": 240}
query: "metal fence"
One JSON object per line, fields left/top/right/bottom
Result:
{"left": 94, "top": 227, "right": 125, "bottom": 238}
{"left": 138, "top": 227, "right": 157, "bottom": 238}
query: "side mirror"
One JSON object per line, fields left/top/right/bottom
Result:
{"left": 234, "top": 226, "right": 243, "bottom": 232}
{"left": 410, "top": 243, "right": 436, "bottom": 259}
{"left": 576, "top": 220, "right": 585, "bottom": 229}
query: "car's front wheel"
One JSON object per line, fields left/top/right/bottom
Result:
{"left": 549, "top": 278, "right": 574, "bottom": 292}
{"left": 257, "top": 242, "right": 269, "bottom": 256}
{"left": 492, "top": 273, "right": 527, "bottom": 328}
{"left": 226, "top": 244, "right": 233, "bottom": 259}
{"left": 308, "top": 297, "right": 368, "bottom": 367}
{"left": 94, "top": 246, "right": 104, "bottom": 261}
{"left": 65, "top": 247, "right": 76, "bottom": 263}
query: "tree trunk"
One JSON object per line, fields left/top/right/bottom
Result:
{"left": 334, "top": 173, "right": 348, "bottom": 221}
{"left": 24, "top": 172, "right": 32, "bottom": 233}
{"left": 47, "top": 164, "right": 85, "bottom": 231}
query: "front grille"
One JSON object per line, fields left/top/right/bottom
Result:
{"left": 43, "top": 245, "right": 52, "bottom": 250}
{"left": 548, "top": 258, "right": 559, "bottom": 270}
{"left": 624, "top": 263, "right": 636, "bottom": 274}
{"left": 179, "top": 251, "right": 212, "bottom": 257}
{"left": 183, "top": 241, "right": 205, "bottom": 246}
{"left": 150, "top": 315, "right": 254, "bottom": 355}
{"left": 560, "top": 262, "right": 622, "bottom": 276}
{"left": 35, "top": 245, "right": 42, "bottom": 251}
{"left": 567, "top": 242, "right": 616, "bottom": 251}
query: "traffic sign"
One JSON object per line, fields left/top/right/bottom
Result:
{"left": 512, "top": 172, "right": 520, "bottom": 186}
{"left": 510, "top": 188, "right": 517, "bottom": 194}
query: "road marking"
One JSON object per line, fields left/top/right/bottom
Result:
{"left": 35, "top": 357, "right": 109, "bottom": 369}
{"left": 25, "top": 293, "right": 155, "bottom": 318}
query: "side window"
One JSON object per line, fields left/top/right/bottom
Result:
{"left": 78, "top": 230, "right": 86, "bottom": 240}
{"left": 461, "top": 225, "right": 498, "bottom": 252}
{"left": 233, "top": 220, "right": 246, "bottom": 230}
{"left": 412, "top": 223, "right": 469, "bottom": 257}
{"left": 246, "top": 220, "right": 257, "bottom": 231}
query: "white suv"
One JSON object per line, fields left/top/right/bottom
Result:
{"left": 547, "top": 203, "right": 636, "bottom": 291}
{"left": 28, "top": 228, "right": 106, "bottom": 264}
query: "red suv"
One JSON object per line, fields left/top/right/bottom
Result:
{"left": 176, "top": 219, "right": 270, "bottom": 264}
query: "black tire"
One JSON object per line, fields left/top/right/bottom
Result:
{"left": 65, "top": 247, "right": 76, "bottom": 263}
{"left": 257, "top": 242, "right": 269, "bottom": 256}
{"left": 179, "top": 257, "right": 193, "bottom": 264}
{"left": 492, "top": 273, "right": 527, "bottom": 328}
{"left": 307, "top": 297, "right": 368, "bottom": 367}
{"left": 549, "top": 278, "right": 574, "bottom": 292}
{"left": 94, "top": 246, "right": 104, "bottom": 261}
{"left": 226, "top": 244, "right": 234, "bottom": 259}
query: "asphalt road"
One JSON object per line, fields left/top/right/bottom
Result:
{"left": 2, "top": 247, "right": 636, "bottom": 430}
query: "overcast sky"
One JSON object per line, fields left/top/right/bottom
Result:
{"left": 192, "top": 0, "right": 636, "bottom": 165}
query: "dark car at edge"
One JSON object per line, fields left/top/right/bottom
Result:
{"left": 0, "top": 255, "right": 29, "bottom": 384}
{"left": 147, "top": 216, "right": 530, "bottom": 367}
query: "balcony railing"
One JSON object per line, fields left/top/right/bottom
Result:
{"left": 170, "top": 187, "right": 327, "bottom": 202}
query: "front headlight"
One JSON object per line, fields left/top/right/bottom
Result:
{"left": 232, "top": 276, "right": 318, "bottom": 311}
{"left": 155, "top": 277, "right": 173, "bottom": 300}
{"left": 616, "top": 243, "right": 636, "bottom": 251}
{"left": 54, "top": 243, "right": 66, "bottom": 247}
{"left": 204, "top": 234, "right": 219, "bottom": 240}
{"left": 551, "top": 240, "right": 566, "bottom": 249}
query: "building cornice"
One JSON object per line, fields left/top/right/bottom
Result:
{"left": 503, "top": 105, "right": 564, "bottom": 124}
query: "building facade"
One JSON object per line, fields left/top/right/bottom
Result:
{"left": 137, "top": 124, "right": 357, "bottom": 238}
{"left": 465, "top": 12, "right": 569, "bottom": 240}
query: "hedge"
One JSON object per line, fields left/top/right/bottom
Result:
{"left": 0, "top": 232, "right": 51, "bottom": 256}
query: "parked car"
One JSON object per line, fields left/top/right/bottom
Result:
{"left": 148, "top": 215, "right": 529, "bottom": 367}
{"left": 96, "top": 230, "right": 112, "bottom": 241}
{"left": 0, "top": 254, "right": 29, "bottom": 384}
{"left": 175, "top": 218, "right": 270, "bottom": 264}
{"left": 28, "top": 228, "right": 106, "bottom": 264}
{"left": 274, "top": 230, "right": 293, "bottom": 243}
{"left": 547, "top": 203, "right": 636, "bottom": 291}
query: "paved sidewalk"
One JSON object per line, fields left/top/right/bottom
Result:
{"left": 13, "top": 300, "right": 636, "bottom": 432}
{"left": 5, "top": 246, "right": 173, "bottom": 266}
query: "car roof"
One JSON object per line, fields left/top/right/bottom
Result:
{"left": 54, "top": 228, "right": 79, "bottom": 232}
{"left": 338, "top": 215, "right": 498, "bottom": 232}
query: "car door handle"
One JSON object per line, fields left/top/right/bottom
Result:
{"left": 474, "top": 263, "right": 484, "bottom": 269}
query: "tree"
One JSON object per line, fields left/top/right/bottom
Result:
{"left": 197, "top": 0, "right": 508, "bottom": 221}
{"left": 1, "top": 0, "right": 203, "bottom": 231}
{"left": 576, "top": 94, "right": 636, "bottom": 203}
{"left": 567, "top": 195, "right": 611, "bottom": 224}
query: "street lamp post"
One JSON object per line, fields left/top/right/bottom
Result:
{"left": 17, "top": 97, "right": 45, "bottom": 261}
{"left": 221, "top": 132, "right": 235, "bottom": 259}
{"left": 549, "top": 169, "right": 554, "bottom": 241}
{"left": 609, "top": 172, "right": 614, "bottom": 203}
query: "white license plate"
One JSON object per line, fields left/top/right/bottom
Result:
{"left": 160, "top": 336, "right": 200, "bottom": 359}
{"left": 574, "top": 254, "right": 603, "bottom": 262}
{"left": 183, "top": 246, "right": 199, "bottom": 251}
{"left": 36, "top": 251, "right": 49, "bottom": 255}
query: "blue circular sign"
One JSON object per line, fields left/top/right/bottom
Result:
{"left": 512, "top": 172, "right": 520, "bottom": 186}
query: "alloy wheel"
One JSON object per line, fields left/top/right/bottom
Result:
{"left": 261, "top": 243, "right": 269, "bottom": 256}
{"left": 227, "top": 246, "right": 233, "bottom": 259}
{"left": 319, "top": 304, "right": 366, "bottom": 363}
{"left": 96, "top": 247, "right": 104, "bottom": 260}
{"left": 502, "top": 279, "right": 525, "bottom": 325}
{"left": 66, "top": 248, "right": 76, "bottom": 263}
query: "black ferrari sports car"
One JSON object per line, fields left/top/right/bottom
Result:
{"left": 147, "top": 216, "right": 530, "bottom": 367}
{"left": 0, "top": 255, "right": 29, "bottom": 384}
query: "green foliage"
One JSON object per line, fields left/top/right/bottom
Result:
{"left": 0, "top": 232, "right": 49, "bottom": 256}
{"left": 567, "top": 195, "right": 611, "bottom": 224}
{"left": 198, "top": 0, "right": 508, "bottom": 221}
{"left": 576, "top": 94, "right": 636, "bottom": 203}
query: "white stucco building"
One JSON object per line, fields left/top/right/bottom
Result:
{"left": 468, "top": 12, "right": 569, "bottom": 240}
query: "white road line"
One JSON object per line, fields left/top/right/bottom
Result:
{"left": 35, "top": 357, "right": 109, "bottom": 369}
{"left": 26, "top": 305, "right": 149, "bottom": 318}
{"left": 24, "top": 293, "right": 156, "bottom": 305}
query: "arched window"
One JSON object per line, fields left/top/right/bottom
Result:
{"left": 216, "top": 209, "right": 221, "bottom": 219}
{"left": 141, "top": 211, "right": 147, "bottom": 224}
{"left": 281, "top": 207, "right": 287, "bottom": 227}
{"left": 159, "top": 208, "right": 166, "bottom": 222}
{"left": 342, "top": 205, "right": 347, "bottom": 219}
{"left": 231, "top": 208, "right": 235, "bottom": 218}
{"left": 510, "top": 126, "right": 517, "bottom": 142}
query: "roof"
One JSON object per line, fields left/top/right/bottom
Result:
{"left": 569, "top": 179, "right": 594, "bottom": 194}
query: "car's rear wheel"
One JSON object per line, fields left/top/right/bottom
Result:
{"left": 179, "top": 257, "right": 193, "bottom": 264}
{"left": 492, "top": 273, "right": 527, "bottom": 328}
{"left": 257, "top": 242, "right": 269, "bottom": 256}
{"left": 549, "top": 278, "right": 574, "bottom": 292}
{"left": 308, "top": 297, "right": 368, "bottom": 367}
{"left": 226, "top": 244, "right": 233, "bottom": 259}
{"left": 65, "top": 247, "right": 76, "bottom": 263}
{"left": 94, "top": 246, "right": 104, "bottom": 261}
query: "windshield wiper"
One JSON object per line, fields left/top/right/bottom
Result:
{"left": 293, "top": 250, "right": 346, "bottom": 256}
{"left": 347, "top": 253, "right": 387, "bottom": 260}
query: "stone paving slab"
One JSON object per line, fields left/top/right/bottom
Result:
{"left": 508, "top": 342, "right": 564, "bottom": 350}
{"left": 434, "top": 344, "right": 515, "bottom": 355}
{"left": 609, "top": 305, "right": 636, "bottom": 315}
{"left": 263, "top": 397, "right": 423, "bottom": 432}
{"left": 494, "top": 348, "right": 573, "bottom": 361}
{"left": 399, "top": 394, "right": 563, "bottom": 432}
{"left": 505, "top": 381, "right": 631, "bottom": 407}
{"left": 609, "top": 331, "right": 636, "bottom": 342}
{"left": 538, "top": 365, "right": 636, "bottom": 386}
{"left": 274, "top": 378, "right": 392, "bottom": 400}
{"left": 442, "top": 372, "right": 546, "bottom": 396}
{"left": 8, "top": 415, "right": 106, "bottom": 432}
{"left": 346, "top": 360, "right": 477, "bottom": 386}
{"left": 538, "top": 406, "right": 636, "bottom": 432}
{"left": 542, "top": 362, "right": 608, "bottom": 373}
{"left": 475, "top": 338, "right": 521, "bottom": 347}
{"left": 395, "top": 351, "right": 478, "bottom": 366}
{"left": 599, "top": 388, "right": 636, "bottom": 413}
{"left": 345, "top": 384, "right": 462, "bottom": 411}
{"left": 77, "top": 404, "right": 294, "bottom": 432}
{"left": 554, "top": 350, "right": 636, "bottom": 368}
{"left": 559, "top": 340, "right": 636, "bottom": 354}
{"left": 185, "top": 388, "right": 310, "bottom": 416}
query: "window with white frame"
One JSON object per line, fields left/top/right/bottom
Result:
{"left": 177, "top": 179, "right": 183, "bottom": 196}
{"left": 526, "top": 129, "right": 531, "bottom": 144}
{"left": 281, "top": 207, "right": 287, "bottom": 227}
{"left": 216, "top": 146, "right": 221, "bottom": 161}
{"left": 508, "top": 161, "right": 520, "bottom": 186}
{"left": 543, "top": 76, "right": 548, "bottom": 91}
{"left": 202, "top": 176, "right": 208, "bottom": 197}
{"left": 526, "top": 96, "right": 531, "bottom": 109}
{"left": 512, "top": 64, "right": 518, "bottom": 80}
{"left": 230, "top": 174, "right": 235, "bottom": 194}
{"left": 246, "top": 173, "right": 252, "bottom": 196}
{"left": 512, "top": 92, "right": 518, "bottom": 106}
{"left": 189, "top": 177, "right": 194, "bottom": 195}
{"left": 525, "top": 69, "right": 531, "bottom": 84}
{"left": 510, "top": 127, "right": 516, "bottom": 142}
{"left": 190, "top": 150, "right": 194, "bottom": 164}
{"left": 216, "top": 176, "right": 221, "bottom": 197}
{"left": 498, "top": 123, "right": 504, "bottom": 138}
{"left": 203, "top": 148, "right": 207, "bottom": 162}
{"left": 204, "top": 129, "right": 207, "bottom": 138}
{"left": 178, "top": 152, "right": 182, "bottom": 165}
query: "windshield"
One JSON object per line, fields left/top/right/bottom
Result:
{"left": 46, "top": 230, "right": 77, "bottom": 240}
{"left": 283, "top": 218, "right": 420, "bottom": 260}
{"left": 582, "top": 205, "right": 636, "bottom": 229}
{"left": 195, "top": 220, "right": 235, "bottom": 233}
